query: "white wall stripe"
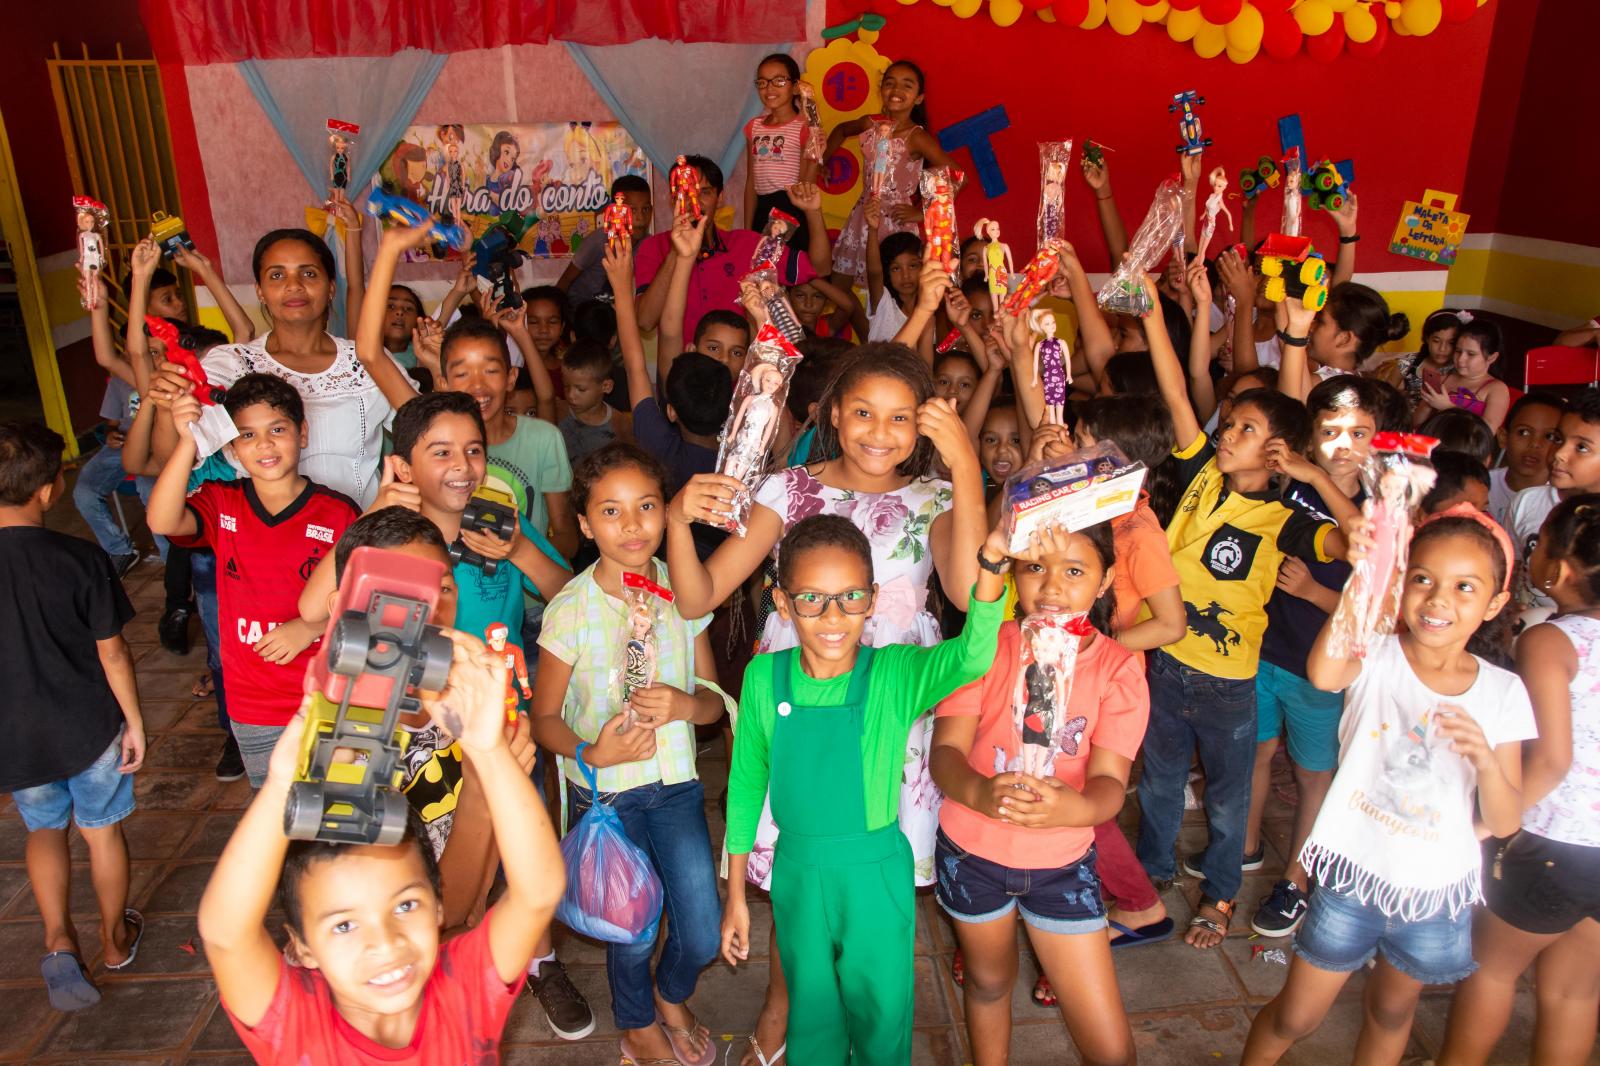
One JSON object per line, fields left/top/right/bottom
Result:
{"left": 1456, "top": 232, "right": 1600, "bottom": 269}
{"left": 1447, "top": 294, "right": 1586, "bottom": 331}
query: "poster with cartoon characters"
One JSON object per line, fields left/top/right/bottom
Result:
{"left": 377, "top": 121, "right": 649, "bottom": 261}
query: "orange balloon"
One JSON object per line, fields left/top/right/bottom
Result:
{"left": 1293, "top": 0, "right": 1335, "bottom": 35}
{"left": 1194, "top": 21, "right": 1228, "bottom": 55}
{"left": 1400, "top": 0, "right": 1442, "bottom": 33}
{"left": 1343, "top": 3, "right": 1377, "bottom": 42}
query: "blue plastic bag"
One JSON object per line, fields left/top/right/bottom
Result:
{"left": 556, "top": 755, "right": 663, "bottom": 945}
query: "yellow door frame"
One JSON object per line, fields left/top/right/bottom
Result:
{"left": 0, "top": 107, "right": 76, "bottom": 458}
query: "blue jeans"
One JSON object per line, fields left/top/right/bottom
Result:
{"left": 1295, "top": 884, "right": 1476, "bottom": 985}
{"left": 1136, "top": 650, "right": 1258, "bottom": 902}
{"left": 190, "top": 550, "right": 229, "bottom": 730}
{"left": 71, "top": 447, "right": 167, "bottom": 561}
{"left": 12, "top": 732, "right": 135, "bottom": 831}
{"left": 567, "top": 778, "right": 720, "bottom": 1030}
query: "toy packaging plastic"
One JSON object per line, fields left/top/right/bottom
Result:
{"left": 1036, "top": 140, "right": 1073, "bottom": 249}
{"left": 73, "top": 196, "right": 108, "bottom": 310}
{"left": 1280, "top": 149, "right": 1304, "bottom": 237}
{"left": 751, "top": 208, "right": 799, "bottom": 273}
{"left": 326, "top": 119, "right": 360, "bottom": 193}
{"left": 671, "top": 154, "right": 702, "bottom": 221}
{"left": 1096, "top": 178, "right": 1184, "bottom": 317}
{"left": 868, "top": 120, "right": 902, "bottom": 202}
{"left": 741, "top": 265, "right": 806, "bottom": 345}
{"left": 1000, "top": 611, "right": 1095, "bottom": 778}
{"left": 557, "top": 754, "right": 664, "bottom": 944}
{"left": 1000, "top": 442, "right": 1146, "bottom": 555}
{"left": 799, "top": 82, "right": 825, "bottom": 166}
{"left": 602, "top": 193, "right": 632, "bottom": 255}
{"left": 702, "top": 324, "right": 805, "bottom": 537}
{"left": 920, "top": 166, "right": 965, "bottom": 282}
{"left": 449, "top": 486, "right": 518, "bottom": 575}
{"left": 617, "top": 572, "right": 673, "bottom": 731}
{"left": 286, "top": 546, "right": 452, "bottom": 845}
{"left": 1002, "top": 240, "right": 1063, "bottom": 316}
{"left": 1325, "top": 432, "right": 1439, "bottom": 659}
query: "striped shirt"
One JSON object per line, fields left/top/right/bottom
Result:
{"left": 746, "top": 113, "right": 807, "bottom": 194}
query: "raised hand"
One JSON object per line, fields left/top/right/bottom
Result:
{"left": 419, "top": 628, "right": 508, "bottom": 756}
{"left": 670, "top": 473, "right": 745, "bottom": 527}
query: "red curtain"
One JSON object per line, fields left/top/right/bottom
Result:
{"left": 141, "top": 0, "right": 807, "bottom": 64}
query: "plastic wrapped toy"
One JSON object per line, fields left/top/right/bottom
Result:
{"left": 799, "top": 82, "right": 825, "bottom": 166}
{"left": 671, "top": 154, "right": 702, "bottom": 221}
{"left": 326, "top": 119, "right": 359, "bottom": 193}
{"left": 999, "top": 612, "right": 1095, "bottom": 778}
{"left": 1036, "top": 140, "right": 1073, "bottom": 249}
{"left": 485, "top": 623, "right": 530, "bottom": 723}
{"left": 617, "top": 572, "right": 673, "bottom": 731}
{"left": 1325, "top": 432, "right": 1439, "bottom": 659}
{"left": 975, "top": 218, "right": 1013, "bottom": 305}
{"left": 448, "top": 486, "right": 517, "bottom": 575}
{"left": 1000, "top": 442, "right": 1146, "bottom": 555}
{"left": 1001, "top": 241, "right": 1063, "bottom": 317}
{"left": 1031, "top": 310, "right": 1070, "bottom": 425}
{"left": 146, "top": 316, "right": 225, "bottom": 405}
{"left": 73, "top": 196, "right": 108, "bottom": 310}
{"left": 751, "top": 208, "right": 798, "bottom": 273}
{"left": 741, "top": 266, "right": 805, "bottom": 346}
{"left": 557, "top": 754, "right": 664, "bottom": 944}
{"left": 703, "top": 324, "right": 804, "bottom": 536}
{"left": 920, "top": 166, "right": 964, "bottom": 282}
{"left": 868, "top": 120, "right": 901, "bottom": 202}
{"left": 1096, "top": 178, "right": 1184, "bottom": 317}
{"left": 1280, "top": 149, "right": 1304, "bottom": 237}
{"left": 286, "top": 546, "right": 452, "bottom": 845}
{"left": 1198, "top": 167, "right": 1233, "bottom": 262}
{"left": 602, "top": 193, "right": 632, "bottom": 255}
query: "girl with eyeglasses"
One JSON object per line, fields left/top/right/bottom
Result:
{"left": 742, "top": 53, "right": 819, "bottom": 248}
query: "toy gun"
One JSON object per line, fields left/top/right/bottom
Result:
{"left": 449, "top": 486, "right": 518, "bottom": 575}
{"left": 1169, "top": 91, "right": 1212, "bottom": 156}
{"left": 146, "top": 316, "right": 224, "bottom": 405}
{"left": 285, "top": 546, "right": 453, "bottom": 845}
{"left": 150, "top": 210, "right": 195, "bottom": 258}
{"left": 471, "top": 210, "right": 537, "bottom": 308}
{"left": 365, "top": 184, "right": 469, "bottom": 252}
{"left": 1257, "top": 233, "right": 1328, "bottom": 311}
{"left": 1238, "top": 156, "right": 1281, "bottom": 203}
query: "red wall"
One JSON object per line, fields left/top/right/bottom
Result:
{"left": 838, "top": 1, "right": 1499, "bottom": 274}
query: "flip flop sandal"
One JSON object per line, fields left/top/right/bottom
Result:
{"left": 746, "top": 1034, "right": 786, "bottom": 1066}
{"left": 40, "top": 951, "right": 101, "bottom": 1011}
{"left": 655, "top": 1013, "right": 715, "bottom": 1066}
{"left": 1109, "top": 916, "right": 1176, "bottom": 948}
{"left": 619, "top": 1033, "right": 682, "bottom": 1066}
{"left": 104, "top": 909, "right": 144, "bottom": 971}
{"left": 951, "top": 949, "right": 964, "bottom": 986}
{"left": 1032, "top": 973, "right": 1057, "bottom": 1007}
{"left": 1187, "top": 897, "right": 1235, "bottom": 949}
{"left": 192, "top": 673, "right": 214, "bottom": 699}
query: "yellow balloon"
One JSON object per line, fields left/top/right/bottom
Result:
{"left": 928, "top": 0, "right": 951, "bottom": 6}
{"left": 1343, "top": 4, "right": 1376, "bottom": 40}
{"left": 1392, "top": 12, "right": 1411, "bottom": 32}
{"left": 900, "top": 0, "right": 923, "bottom": 6}
{"left": 1107, "top": 0, "right": 1144, "bottom": 34}
{"left": 1167, "top": 6, "right": 1204, "bottom": 40}
{"left": 1400, "top": 0, "right": 1442, "bottom": 33}
{"left": 1081, "top": 0, "right": 1108, "bottom": 29}
{"left": 1227, "top": 40, "right": 1261, "bottom": 62}
{"left": 1226, "top": 3, "right": 1263, "bottom": 49}
{"left": 989, "top": 0, "right": 1025, "bottom": 22}
{"left": 1327, "top": 0, "right": 1357, "bottom": 11}
{"left": 1142, "top": 0, "right": 1169, "bottom": 20}
{"left": 1384, "top": 0, "right": 1401, "bottom": 14}
{"left": 1293, "top": 0, "right": 1335, "bottom": 35}
{"left": 1194, "top": 21, "right": 1227, "bottom": 57}
{"left": 859, "top": 27, "right": 882, "bottom": 41}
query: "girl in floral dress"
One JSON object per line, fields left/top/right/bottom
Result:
{"left": 667, "top": 342, "right": 986, "bottom": 1066}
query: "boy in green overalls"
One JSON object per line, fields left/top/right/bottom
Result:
{"left": 720, "top": 513, "right": 1012, "bottom": 1065}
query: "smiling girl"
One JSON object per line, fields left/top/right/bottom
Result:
{"left": 1419, "top": 319, "right": 1513, "bottom": 434}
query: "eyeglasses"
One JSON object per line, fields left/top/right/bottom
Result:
{"left": 783, "top": 588, "right": 873, "bottom": 618}
{"left": 753, "top": 76, "right": 792, "bottom": 89}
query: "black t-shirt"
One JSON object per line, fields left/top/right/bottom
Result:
{"left": 0, "top": 527, "right": 133, "bottom": 791}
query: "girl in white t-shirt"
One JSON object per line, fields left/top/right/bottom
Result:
{"left": 1441, "top": 494, "right": 1600, "bottom": 1065}
{"left": 1243, "top": 505, "right": 1536, "bottom": 1066}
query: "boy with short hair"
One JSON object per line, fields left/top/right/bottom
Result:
{"left": 1489, "top": 391, "right": 1565, "bottom": 525}
{"left": 1509, "top": 390, "right": 1600, "bottom": 615}
{"left": 199, "top": 626, "right": 565, "bottom": 1063}
{"left": 147, "top": 374, "right": 360, "bottom": 787}
{"left": 558, "top": 339, "right": 632, "bottom": 460}
{"left": 559, "top": 172, "right": 654, "bottom": 305}
{"left": 0, "top": 422, "right": 145, "bottom": 1011}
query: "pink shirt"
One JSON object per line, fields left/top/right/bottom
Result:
{"left": 634, "top": 228, "right": 816, "bottom": 342}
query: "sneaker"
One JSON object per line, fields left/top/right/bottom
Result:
{"left": 1181, "top": 844, "right": 1265, "bottom": 879}
{"left": 1251, "top": 879, "right": 1309, "bottom": 937}
{"left": 216, "top": 735, "right": 245, "bottom": 782}
{"left": 159, "top": 604, "right": 194, "bottom": 655}
{"left": 525, "top": 958, "right": 595, "bottom": 1041}
{"left": 112, "top": 553, "right": 139, "bottom": 579}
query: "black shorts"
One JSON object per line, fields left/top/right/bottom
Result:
{"left": 1484, "top": 831, "right": 1600, "bottom": 935}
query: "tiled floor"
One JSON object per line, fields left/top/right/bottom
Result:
{"left": 0, "top": 472, "right": 1556, "bottom": 1063}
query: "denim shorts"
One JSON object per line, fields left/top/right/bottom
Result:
{"left": 1255, "top": 660, "right": 1343, "bottom": 772}
{"left": 934, "top": 829, "right": 1107, "bottom": 935}
{"left": 1293, "top": 884, "right": 1476, "bottom": 985}
{"left": 11, "top": 733, "right": 135, "bottom": 832}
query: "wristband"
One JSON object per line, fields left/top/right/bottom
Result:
{"left": 1277, "top": 330, "right": 1309, "bottom": 348}
{"left": 574, "top": 741, "right": 590, "bottom": 768}
{"left": 976, "top": 548, "right": 1008, "bottom": 575}
{"left": 1339, "top": 234, "right": 1360, "bottom": 244}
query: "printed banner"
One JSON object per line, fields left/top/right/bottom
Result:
{"left": 1389, "top": 189, "right": 1469, "bottom": 267}
{"left": 377, "top": 121, "right": 649, "bottom": 260}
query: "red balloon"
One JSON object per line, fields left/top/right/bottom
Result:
{"left": 1136, "top": 0, "right": 1165, "bottom": 6}
{"left": 1200, "top": 0, "right": 1243, "bottom": 22}
{"left": 1053, "top": 0, "right": 1091, "bottom": 22}
{"left": 1251, "top": 0, "right": 1292, "bottom": 11}
{"left": 1169, "top": 0, "right": 1202, "bottom": 8}
{"left": 1441, "top": 0, "right": 1474, "bottom": 21}
{"left": 1305, "top": 22, "right": 1345, "bottom": 61}
{"left": 1020, "top": 0, "right": 1054, "bottom": 8}
{"left": 1261, "top": 10, "right": 1303, "bottom": 56}
{"left": 1347, "top": 8, "right": 1388, "bottom": 53}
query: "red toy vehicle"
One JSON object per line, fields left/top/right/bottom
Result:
{"left": 145, "top": 316, "right": 224, "bottom": 405}
{"left": 1257, "top": 233, "right": 1328, "bottom": 311}
{"left": 285, "top": 546, "right": 453, "bottom": 845}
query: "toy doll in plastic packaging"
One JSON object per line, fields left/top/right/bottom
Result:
{"left": 73, "top": 196, "right": 109, "bottom": 311}
{"left": 921, "top": 166, "right": 964, "bottom": 281}
{"left": 741, "top": 268, "right": 805, "bottom": 345}
{"left": 1325, "top": 432, "right": 1439, "bottom": 658}
{"left": 975, "top": 218, "right": 1013, "bottom": 305}
{"left": 868, "top": 120, "right": 899, "bottom": 202}
{"left": 799, "top": 82, "right": 825, "bottom": 166}
{"left": 618, "top": 573, "right": 673, "bottom": 730}
{"left": 602, "top": 193, "right": 632, "bottom": 256}
{"left": 1000, "top": 613, "right": 1094, "bottom": 778}
{"left": 1036, "top": 140, "right": 1072, "bottom": 248}
{"left": 751, "top": 208, "right": 798, "bottom": 273}
{"left": 326, "top": 119, "right": 360, "bottom": 194}
{"left": 1097, "top": 178, "right": 1184, "bottom": 316}
{"left": 1031, "top": 309, "right": 1070, "bottom": 425}
{"left": 671, "top": 154, "right": 702, "bottom": 221}
{"left": 705, "top": 325, "right": 804, "bottom": 535}
{"left": 1198, "top": 167, "right": 1232, "bottom": 262}
{"left": 1280, "top": 148, "right": 1304, "bottom": 238}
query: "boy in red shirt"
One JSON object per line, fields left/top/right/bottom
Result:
{"left": 199, "top": 625, "right": 564, "bottom": 1064}
{"left": 147, "top": 374, "right": 359, "bottom": 786}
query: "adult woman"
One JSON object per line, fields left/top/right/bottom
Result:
{"left": 151, "top": 228, "right": 416, "bottom": 507}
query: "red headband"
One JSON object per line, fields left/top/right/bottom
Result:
{"left": 1418, "top": 503, "right": 1515, "bottom": 594}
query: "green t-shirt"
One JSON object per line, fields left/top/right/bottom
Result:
{"left": 487, "top": 415, "right": 571, "bottom": 539}
{"left": 451, "top": 514, "right": 570, "bottom": 650}
{"left": 726, "top": 588, "right": 1003, "bottom": 852}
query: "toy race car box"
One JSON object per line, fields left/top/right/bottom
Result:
{"left": 1000, "top": 442, "right": 1146, "bottom": 554}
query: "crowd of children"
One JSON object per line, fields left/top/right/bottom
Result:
{"left": 10, "top": 45, "right": 1600, "bottom": 1066}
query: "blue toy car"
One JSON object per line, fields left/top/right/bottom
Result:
{"left": 364, "top": 185, "right": 468, "bottom": 252}
{"left": 1170, "top": 90, "right": 1213, "bottom": 157}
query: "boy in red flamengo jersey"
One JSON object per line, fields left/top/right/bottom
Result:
{"left": 147, "top": 373, "right": 359, "bottom": 787}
